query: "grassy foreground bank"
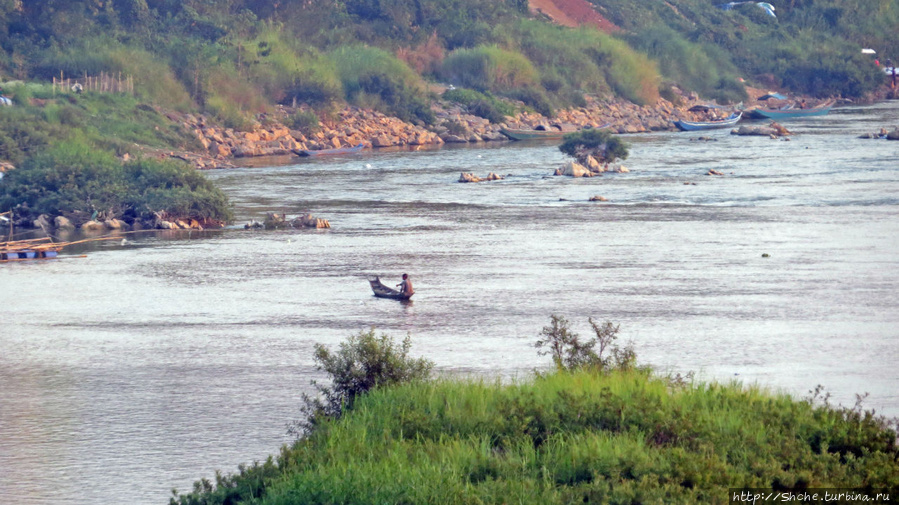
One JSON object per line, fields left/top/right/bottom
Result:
{"left": 171, "top": 371, "right": 898, "bottom": 504}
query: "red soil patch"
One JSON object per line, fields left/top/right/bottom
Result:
{"left": 529, "top": 0, "right": 619, "bottom": 33}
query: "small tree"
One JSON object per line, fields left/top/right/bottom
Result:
{"left": 535, "top": 315, "right": 635, "bottom": 372}
{"left": 559, "top": 128, "right": 629, "bottom": 168}
{"left": 290, "top": 329, "right": 434, "bottom": 437}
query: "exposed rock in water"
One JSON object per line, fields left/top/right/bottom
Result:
{"left": 589, "top": 195, "right": 608, "bottom": 202}
{"left": 458, "top": 172, "right": 504, "bottom": 183}
{"left": 264, "top": 211, "right": 331, "bottom": 229}
{"left": 732, "top": 121, "right": 791, "bottom": 138}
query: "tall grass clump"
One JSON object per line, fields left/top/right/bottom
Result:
{"left": 173, "top": 371, "right": 899, "bottom": 505}
{"left": 440, "top": 44, "right": 539, "bottom": 92}
{"left": 332, "top": 45, "right": 434, "bottom": 124}
{"left": 626, "top": 25, "right": 747, "bottom": 104}
{"left": 442, "top": 87, "right": 516, "bottom": 124}
{"left": 171, "top": 316, "right": 899, "bottom": 505}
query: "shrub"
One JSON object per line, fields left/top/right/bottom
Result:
{"left": 286, "top": 109, "right": 321, "bottom": 136}
{"left": 440, "top": 45, "right": 539, "bottom": 92}
{"left": 123, "top": 158, "right": 233, "bottom": 222}
{"left": 290, "top": 329, "right": 434, "bottom": 437}
{"left": 442, "top": 88, "right": 516, "bottom": 123}
{"left": 535, "top": 315, "right": 636, "bottom": 372}
{"left": 332, "top": 45, "right": 433, "bottom": 124}
{"left": 559, "top": 128, "right": 629, "bottom": 165}
{"left": 506, "top": 87, "right": 554, "bottom": 117}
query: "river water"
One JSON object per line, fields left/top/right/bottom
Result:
{"left": 2, "top": 102, "right": 899, "bottom": 504}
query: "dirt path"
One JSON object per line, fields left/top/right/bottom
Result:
{"left": 528, "top": 0, "right": 618, "bottom": 32}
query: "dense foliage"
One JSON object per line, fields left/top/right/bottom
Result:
{"left": 0, "top": 140, "right": 232, "bottom": 224}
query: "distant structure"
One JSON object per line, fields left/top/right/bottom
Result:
{"left": 717, "top": 2, "right": 776, "bottom": 18}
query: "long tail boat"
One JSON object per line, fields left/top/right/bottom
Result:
{"left": 747, "top": 100, "right": 835, "bottom": 119}
{"left": 675, "top": 112, "right": 743, "bottom": 131}
{"left": 368, "top": 276, "right": 413, "bottom": 300}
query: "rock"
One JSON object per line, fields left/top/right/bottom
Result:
{"left": 32, "top": 214, "right": 52, "bottom": 230}
{"left": 441, "top": 134, "right": 469, "bottom": 143}
{"left": 54, "top": 216, "right": 75, "bottom": 230}
{"left": 585, "top": 156, "right": 604, "bottom": 173}
{"left": 245, "top": 220, "right": 264, "bottom": 229}
{"left": 294, "top": 214, "right": 330, "bottom": 228}
{"left": 371, "top": 135, "right": 393, "bottom": 147}
{"left": 81, "top": 220, "right": 106, "bottom": 232}
{"left": 557, "top": 161, "right": 592, "bottom": 177}
{"left": 264, "top": 212, "right": 288, "bottom": 229}
{"left": 156, "top": 220, "right": 177, "bottom": 230}
{"left": 104, "top": 219, "right": 129, "bottom": 230}
{"left": 707, "top": 169, "right": 724, "bottom": 176}
{"left": 887, "top": 130, "right": 899, "bottom": 141}
{"left": 589, "top": 195, "right": 608, "bottom": 202}
{"left": 210, "top": 142, "right": 232, "bottom": 158}
{"left": 459, "top": 172, "right": 482, "bottom": 183}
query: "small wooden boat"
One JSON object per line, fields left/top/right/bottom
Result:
{"left": 747, "top": 100, "right": 835, "bottom": 119}
{"left": 293, "top": 143, "right": 365, "bottom": 157}
{"left": 368, "top": 276, "right": 413, "bottom": 300}
{"left": 675, "top": 112, "right": 742, "bottom": 131}
{"left": 501, "top": 122, "right": 612, "bottom": 141}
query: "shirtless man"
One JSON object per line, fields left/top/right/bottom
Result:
{"left": 397, "top": 273, "right": 414, "bottom": 296}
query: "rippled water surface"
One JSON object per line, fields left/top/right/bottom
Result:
{"left": 3, "top": 103, "right": 899, "bottom": 504}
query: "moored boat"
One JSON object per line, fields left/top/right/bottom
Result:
{"left": 293, "top": 142, "right": 365, "bottom": 157}
{"left": 368, "top": 276, "right": 413, "bottom": 300}
{"left": 500, "top": 122, "right": 612, "bottom": 141}
{"left": 674, "top": 112, "right": 742, "bottom": 131}
{"left": 747, "top": 100, "right": 835, "bottom": 119}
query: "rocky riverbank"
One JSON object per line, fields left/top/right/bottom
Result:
{"left": 169, "top": 91, "right": 720, "bottom": 169}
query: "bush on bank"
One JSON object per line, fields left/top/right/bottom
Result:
{"left": 0, "top": 141, "right": 232, "bottom": 225}
{"left": 170, "top": 318, "right": 899, "bottom": 505}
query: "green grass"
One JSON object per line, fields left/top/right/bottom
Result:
{"left": 171, "top": 370, "right": 899, "bottom": 505}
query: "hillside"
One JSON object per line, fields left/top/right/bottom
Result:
{"left": 0, "top": 1, "right": 895, "bottom": 182}
{"left": 529, "top": 0, "right": 619, "bottom": 32}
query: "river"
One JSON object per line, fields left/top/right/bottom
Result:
{"left": 2, "top": 102, "right": 898, "bottom": 504}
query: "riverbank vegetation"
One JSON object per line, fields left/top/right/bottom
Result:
{"left": 169, "top": 317, "right": 899, "bottom": 505}
{"left": 0, "top": 139, "right": 232, "bottom": 227}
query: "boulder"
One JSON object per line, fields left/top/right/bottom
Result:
{"left": 54, "top": 216, "right": 75, "bottom": 231}
{"left": 32, "top": 214, "right": 52, "bottom": 230}
{"left": 81, "top": 220, "right": 106, "bottom": 232}
{"left": 589, "top": 195, "right": 608, "bottom": 202}
{"left": 887, "top": 130, "right": 899, "bottom": 141}
{"left": 441, "top": 134, "right": 469, "bottom": 143}
{"left": 156, "top": 220, "right": 177, "bottom": 230}
{"left": 371, "top": 135, "right": 393, "bottom": 147}
{"left": 458, "top": 172, "right": 482, "bottom": 183}
{"left": 295, "top": 214, "right": 331, "bottom": 228}
{"left": 557, "top": 161, "right": 592, "bottom": 178}
{"left": 104, "top": 219, "right": 129, "bottom": 230}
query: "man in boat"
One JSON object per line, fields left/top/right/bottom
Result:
{"left": 396, "top": 273, "right": 414, "bottom": 296}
